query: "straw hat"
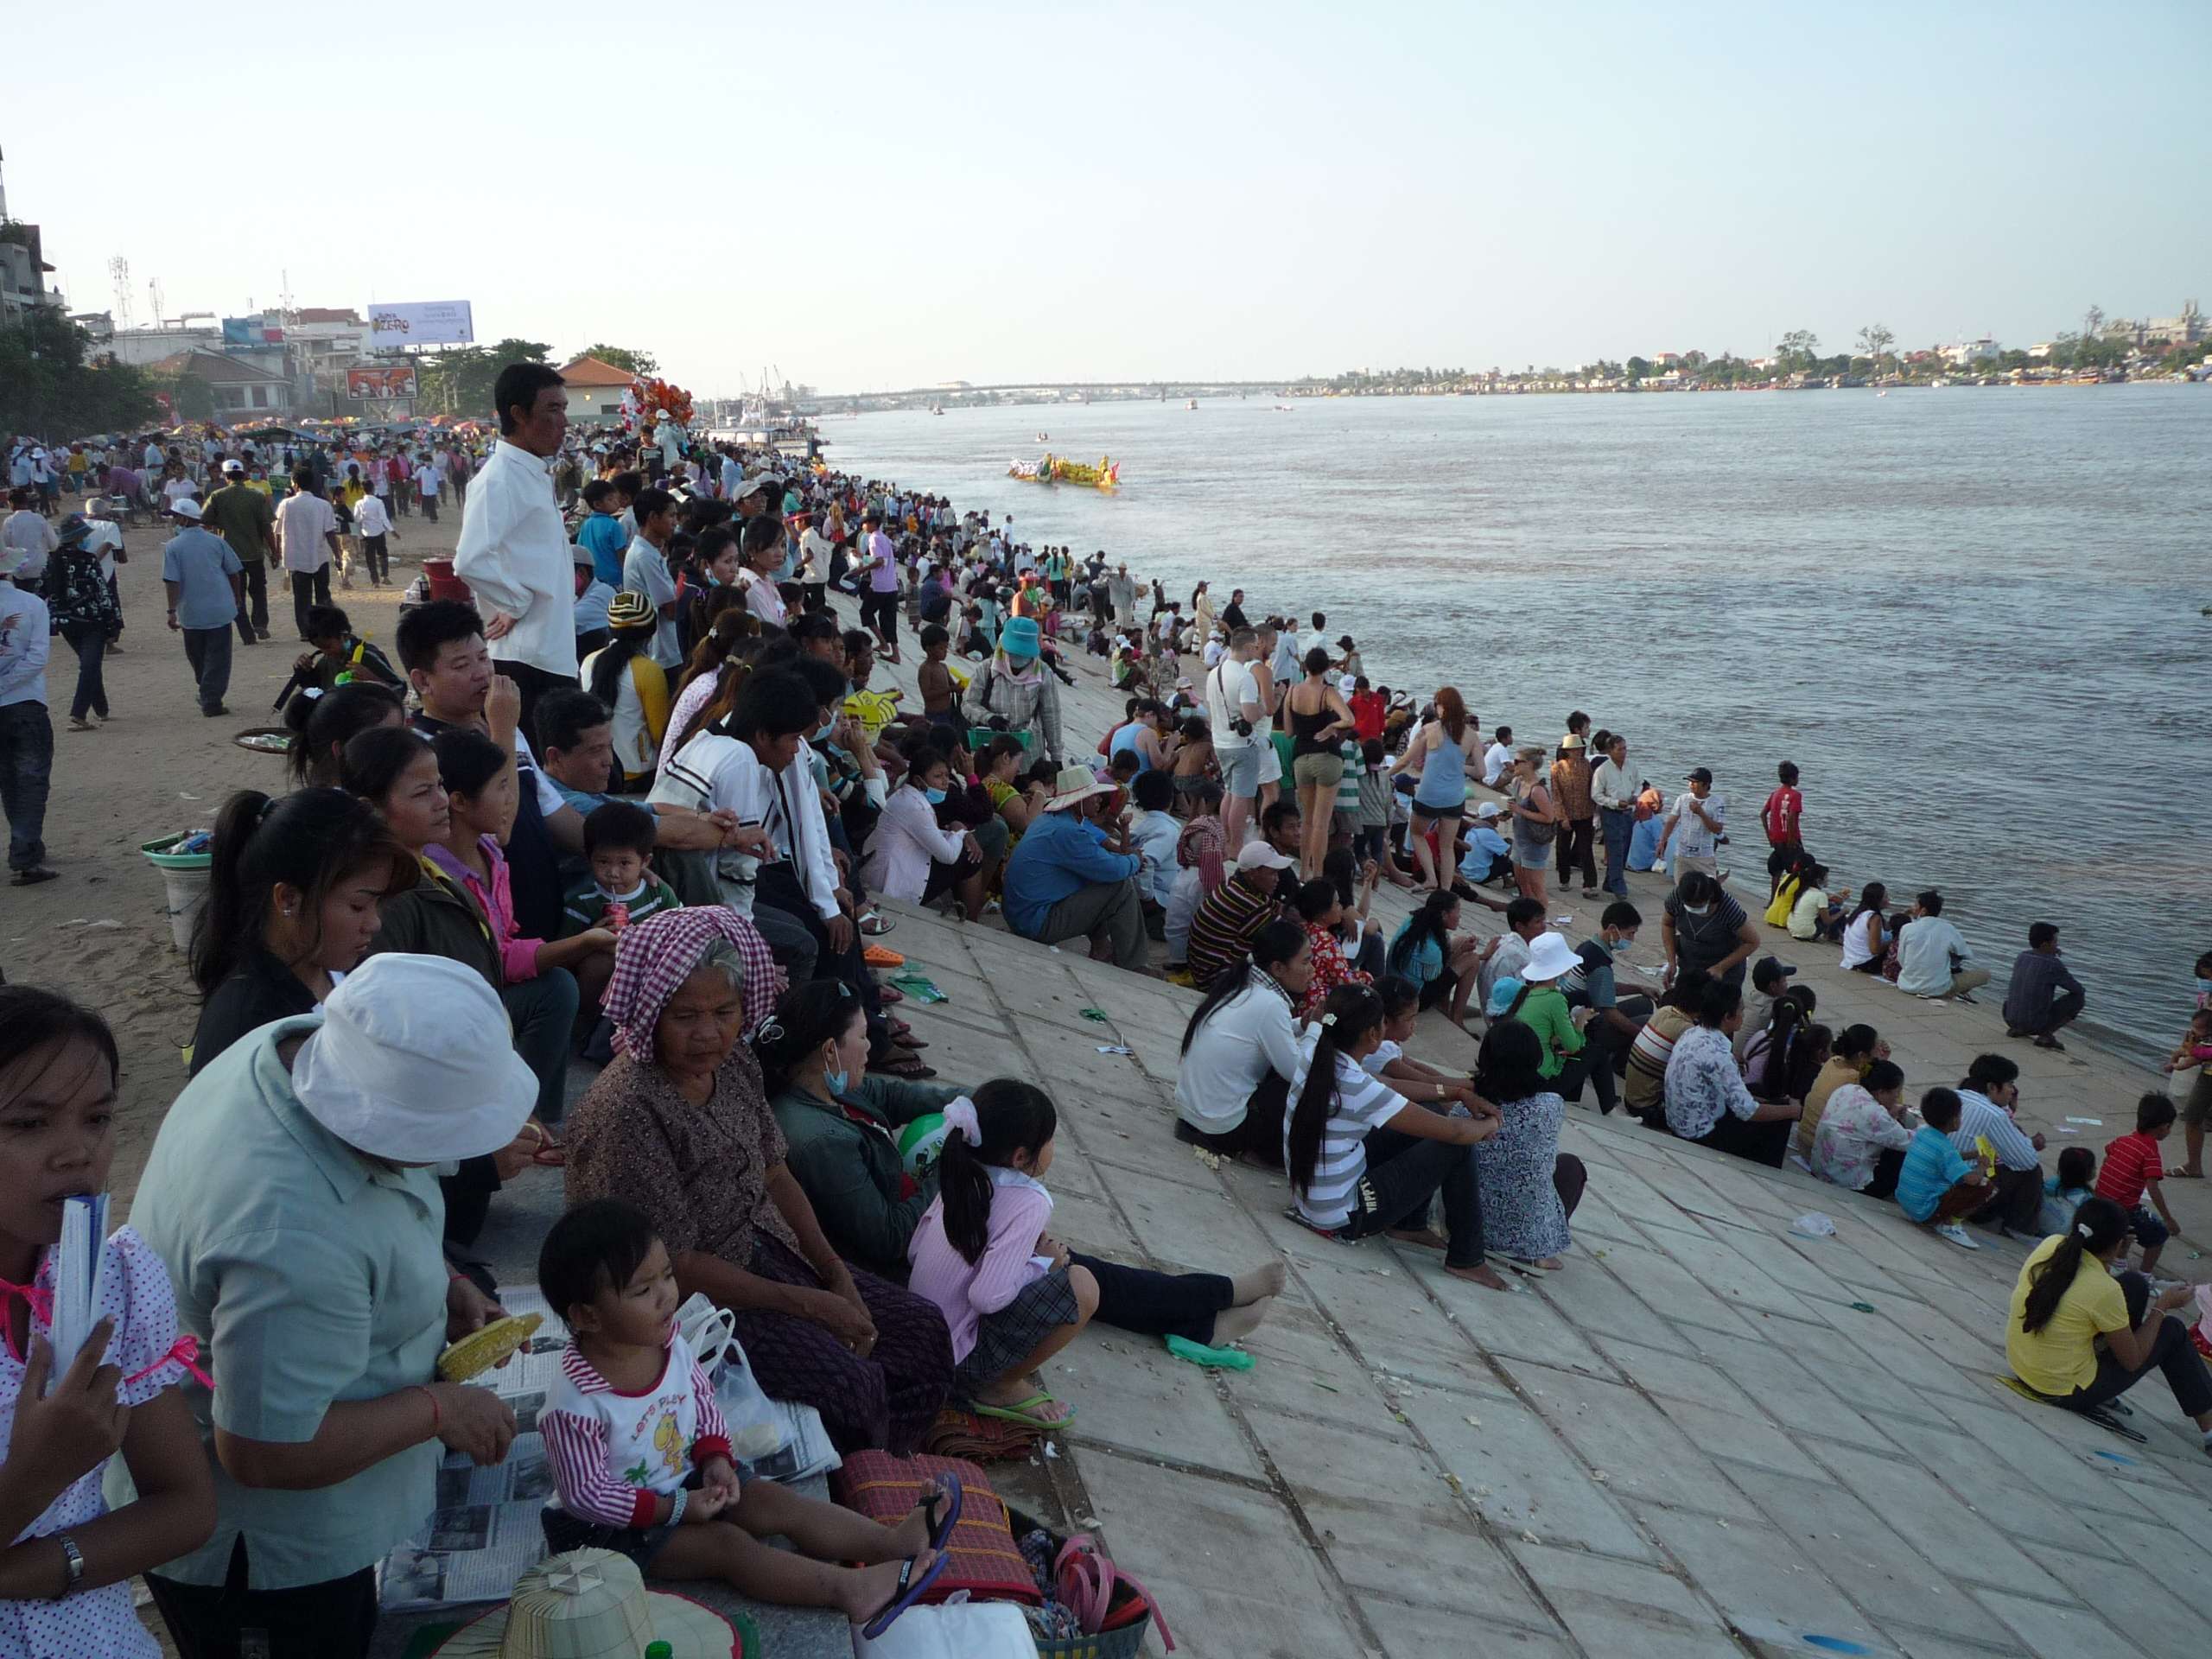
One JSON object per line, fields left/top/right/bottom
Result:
{"left": 1043, "top": 764, "right": 1121, "bottom": 812}
{"left": 431, "top": 1549, "right": 734, "bottom": 1658}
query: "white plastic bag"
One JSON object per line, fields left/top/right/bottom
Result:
{"left": 849, "top": 1592, "right": 1035, "bottom": 1659}
{"left": 676, "top": 1292, "right": 781, "bottom": 1460}
{"left": 1789, "top": 1212, "right": 1837, "bottom": 1239}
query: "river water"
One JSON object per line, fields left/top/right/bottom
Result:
{"left": 830, "top": 388, "right": 2211, "bottom": 1064}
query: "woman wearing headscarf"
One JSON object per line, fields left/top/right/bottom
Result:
{"left": 563, "top": 908, "right": 954, "bottom": 1454}
{"left": 125, "top": 956, "right": 531, "bottom": 1659}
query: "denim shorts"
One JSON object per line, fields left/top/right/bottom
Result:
{"left": 2126, "top": 1206, "right": 2171, "bottom": 1249}
{"left": 1218, "top": 742, "right": 1262, "bottom": 799}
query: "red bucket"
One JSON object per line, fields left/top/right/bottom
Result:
{"left": 423, "top": 558, "right": 472, "bottom": 603}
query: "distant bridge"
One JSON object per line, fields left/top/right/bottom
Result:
{"left": 820, "top": 380, "right": 1304, "bottom": 401}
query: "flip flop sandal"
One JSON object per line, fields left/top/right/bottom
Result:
{"left": 893, "top": 1033, "right": 929, "bottom": 1051}
{"left": 863, "top": 943, "right": 906, "bottom": 968}
{"left": 869, "top": 1052, "right": 938, "bottom": 1080}
{"left": 917, "top": 1473, "right": 964, "bottom": 1554}
{"left": 971, "top": 1391, "right": 1076, "bottom": 1431}
{"left": 878, "top": 984, "right": 906, "bottom": 1005}
{"left": 859, "top": 913, "right": 897, "bottom": 937}
{"left": 858, "top": 1549, "right": 950, "bottom": 1640}
{"left": 1999, "top": 1374, "right": 2149, "bottom": 1442}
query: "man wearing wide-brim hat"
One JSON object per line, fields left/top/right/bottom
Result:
{"left": 999, "top": 764, "right": 1149, "bottom": 969}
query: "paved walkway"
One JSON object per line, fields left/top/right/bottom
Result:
{"left": 829, "top": 590, "right": 2212, "bottom": 1656}
{"left": 877, "top": 895, "right": 2212, "bottom": 1658}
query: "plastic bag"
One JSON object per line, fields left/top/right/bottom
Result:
{"left": 676, "top": 1292, "right": 782, "bottom": 1461}
{"left": 1789, "top": 1213, "right": 1837, "bottom": 1239}
{"left": 849, "top": 1591, "right": 1035, "bottom": 1658}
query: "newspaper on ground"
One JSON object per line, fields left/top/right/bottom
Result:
{"left": 377, "top": 1287, "right": 841, "bottom": 1611}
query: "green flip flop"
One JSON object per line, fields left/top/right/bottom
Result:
{"left": 970, "top": 1391, "right": 1076, "bottom": 1430}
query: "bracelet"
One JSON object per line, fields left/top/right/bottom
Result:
{"left": 667, "top": 1488, "right": 689, "bottom": 1526}
{"left": 411, "top": 1383, "right": 442, "bottom": 1438}
{"left": 54, "top": 1534, "right": 83, "bottom": 1599}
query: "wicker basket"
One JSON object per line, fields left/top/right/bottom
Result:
{"left": 1006, "top": 1508, "right": 1159, "bottom": 1659}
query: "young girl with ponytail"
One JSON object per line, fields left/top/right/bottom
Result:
{"left": 906, "top": 1080, "right": 1286, "bottom": 1429}
{"left": 2007, "top": 1195, "right": 2212, "bottom": 1448}
{"left": 1285, "top": 984, "right": 1510, "bottom": 1292}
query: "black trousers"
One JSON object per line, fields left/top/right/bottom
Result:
{"left": 756, "top": 863, "right": 885, "bottom": 1046}
{"left": 1342, "top": 1124, "right": 1484, "bottom": 1268}
{"left": 1558, "top": 817, "right": 1597, "bottom": 887}
{"left": 1970, "top": 1162, "right": 2045, "bottom": 1232}
{"left": 1071, "top": 1250, "right": 1232, "bottom": 1345}
{"left": 1173, "top": 1072, "right": 1291, "bottom": 1162}
{"left": 149, "top": 1535, "right": 379, "bottom": 1659}
{"left": 496, "top": 660, "right": 579, "bottom": 747}
{"left": 288, "top": 566, "right": 330, "bottom": 640}
{"left": 360, "top": 532, "right": 389, "bottom": 583}
{"left": 1866, "top": 1145, "right": 1906, "bottom": 1200}
{"left": 1681, "top": 1110, "right": 1792, "bottom": 1168}
{"left": 232, "top": 561, "right": 269, "bottom": 643}
{"left": 2071, "top": 1271, "right": 2212, "bottom": 1419}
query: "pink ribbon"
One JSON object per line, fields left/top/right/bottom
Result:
{"left": 1, "top": 1276, "right": 213, "bottom": 1389}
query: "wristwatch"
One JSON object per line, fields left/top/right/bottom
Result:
{"left": 56, "top": 1534, "right": 84, "bottom": 1596}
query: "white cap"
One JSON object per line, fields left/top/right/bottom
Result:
{"left": 1234, "top": 842, "right": 1295, "bottom": 874}
{"left": 1338, "top": 674, "right": 1357, "bottom": 696}
{"left": 167, "top": 498, "right": 203, "bottom": 521}
{"left": 291, "top": 956, "right": 537, "bottom": 1162}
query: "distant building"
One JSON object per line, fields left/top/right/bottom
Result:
{"left": 2027, "top": 342, "right": 2054, "bottom": 359}
{"left": 1942, "top": 338, "right": 1999, "bottom": 366}
{"left": 557, "top": 353, "right": 639, "bottom": 423}
{"left": 2106, "top": 301, "right": 2205, "bottom": 347}
{"left": 0, "top": 222, "right": 63, "bottom": 323}
{"left": 148, "top": 348, "right": 294, "bottom": 421}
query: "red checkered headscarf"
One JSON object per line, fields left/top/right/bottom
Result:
{"left": 601, "top": 906, "right": 782, "bottom": 1065}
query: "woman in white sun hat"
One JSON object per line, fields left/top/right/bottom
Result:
{"left": 125, "top": 955, "right": 538, "bottom": 1659}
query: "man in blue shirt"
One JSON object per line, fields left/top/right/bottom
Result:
{"left": 575, "top": 478, "right": 630, "bottom": 588}
{"left": 1457, "top": 801, "right": 1513, "bottom": 887}
{"left": 1001, "top": 766, "right": 1147, "bottom": 969}
{"left": 159, "top": 499, "right": 244, "bottom": 716}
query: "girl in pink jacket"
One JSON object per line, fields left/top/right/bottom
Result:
{"left": 904, "top": 1081, "right": 1286, "bottom": 1430}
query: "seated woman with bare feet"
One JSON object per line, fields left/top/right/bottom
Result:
{"left": 908, "top": 1084, "right": 1286, "bottom": 1429}
{"left": 1286, "top": 984, "right": 1513, "bottom": 1292}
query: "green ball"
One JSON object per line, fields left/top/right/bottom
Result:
{"left": 898, "top": 1114, "right": 951, "bottom": 1179}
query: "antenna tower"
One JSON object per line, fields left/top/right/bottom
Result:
{"left": 148, "top": 277, "right": 166, "bottom": 327}
{"left": 109, "top": 257, "right": 133, "bottom": 329}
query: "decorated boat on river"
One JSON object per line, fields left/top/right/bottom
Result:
{"left": 1007, "top": 453, "right": 1120, "bottom": 489}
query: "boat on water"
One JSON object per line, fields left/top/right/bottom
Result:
{"left": 1008, "top": 453, "right": 1120, "bottom": 489}
{"left": 1185, "top": 398, "right": 1198, "bottom": 410}
{"left": 1272, "top": 403, "right": 1294, "bottom": 412}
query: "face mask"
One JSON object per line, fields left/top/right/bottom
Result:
{"left": 2198, "top": 978, "right": 2212, "bottom": 998}
{"left": 1681, "top": 904, "right": 1712, "bottom": 918}
{"left": 1004, "top": 652, "right": 1035, "bottom": 670}
{"left": 1608, "top": 935, "right": 1634, "bottom": 953}
{"left": 814, "top": 717, "right": 837, "bottom": 740}
{"left": 922, "top": 785, "right": 947, "bottom": 804}
{"left": 823, "top": 1065, "right": 849, "bottom": 1097}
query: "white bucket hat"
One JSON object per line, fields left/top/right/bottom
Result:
{"left": 1043, "top": 764, "right": 1121, "bottom": 812}
{"left": 292, "top": 955, "right": 537, "bottom": 1162}
{"left": 1520, "top": 932, "right": 1582, "bottom": 983}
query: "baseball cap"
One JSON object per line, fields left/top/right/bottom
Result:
{"left": 1751, "top": 956, "right": 1799, "bottom": 991}
{"left": 1686, "top": 766, "right": 1713, "bottom": 785}
{"left": 1235, "top": 842, "right": 1295, "bottom": 874}
{"left": 168, "top": 498, "right": 204, "bottom": 521}
{"left": 221, "top": 459, "right": 245, "bottom": 475}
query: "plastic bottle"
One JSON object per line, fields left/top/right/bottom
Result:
{"left": 645, "top": 1643, "right": 673, "bottom": 1659}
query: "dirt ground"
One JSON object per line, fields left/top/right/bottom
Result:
{"left": 10, "top": 494, "right": 458, "bottom": 1217}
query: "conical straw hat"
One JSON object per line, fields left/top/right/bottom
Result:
{"left": 431, "top": 1548, "right": 737, "bottom": 1658}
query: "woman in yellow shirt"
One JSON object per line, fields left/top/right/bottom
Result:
{"left": 2007, "top": 1196, "right": 2212, "bottom": 1448}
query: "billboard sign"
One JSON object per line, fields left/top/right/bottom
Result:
{"left": 348, "top": 365, "right": 419, "bottom": 401}
{"left": 222, "top": 315, "right": 283, "bottom": 345}
{"left": 368, "top": 301, "right": 474, "bottom": 346}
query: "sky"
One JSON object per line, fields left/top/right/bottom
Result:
{"left": 9, "top": 1, "right": 2208, "bottom": 396}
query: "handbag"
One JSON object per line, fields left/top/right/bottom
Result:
{"left": 1052, "top": 1534, "right": 1175, "bottom": 1654}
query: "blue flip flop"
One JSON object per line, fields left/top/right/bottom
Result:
{"left": 920, "top": 1473, "right": 964, "bottom": 1554}
{"left": 860, "top": 1549, "right": 950, "bottom": 1640}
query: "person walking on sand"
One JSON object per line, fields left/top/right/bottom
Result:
{"left": 200, "top": 458, "right": 276, "bottom": 644}
{"left": 0, "top": 554, "right": 57, "bottom": 884}
{"left": 272, "top": 467, "right": 340, "bottom": 642}
{"left": 161, "top": 498, "right": 245, "bottom": 718}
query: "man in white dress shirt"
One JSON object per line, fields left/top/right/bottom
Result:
{"left": 453, "top": 361, "right": 576, "bottom": 733}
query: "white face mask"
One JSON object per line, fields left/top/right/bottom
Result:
{"left": 1681, "top": 904, "right": 1713, "bottom": 918}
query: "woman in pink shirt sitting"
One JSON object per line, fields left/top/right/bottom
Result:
{"left": 904, "top": 1082, "right": 1284, "bottom": 1429}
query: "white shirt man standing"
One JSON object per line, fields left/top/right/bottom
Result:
{"left": 271, "top": 469, "right": 340, "bottom": 642}
{"left": 454, "top": 362, "right": 578, "bottom": 733}
{"left": 413, "top": 458, "right": 443, "bottom": 524}
{"left": 1658, "top": 766, "right": 1726, "bottom": 880}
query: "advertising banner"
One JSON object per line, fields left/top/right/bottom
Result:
{"left": 347, "top": 365, "right": 419, "bottom": 400}
{"left": 367, "top": 301, "right": 474, "bottom": 346}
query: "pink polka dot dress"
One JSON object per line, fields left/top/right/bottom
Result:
{"left": 1, "top": 1228, "right": 191, "bottom": 1658}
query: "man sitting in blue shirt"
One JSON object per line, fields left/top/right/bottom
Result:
{"left": 1001, "top": 766, "right": 1147, "bottom": 969}
{"left": 1457, "top": 801, "right": 1513, "bottom": 887}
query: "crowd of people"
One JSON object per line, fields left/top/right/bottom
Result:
{"left": 3, "top": 367, "right": 2212, "bottom": 1656}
